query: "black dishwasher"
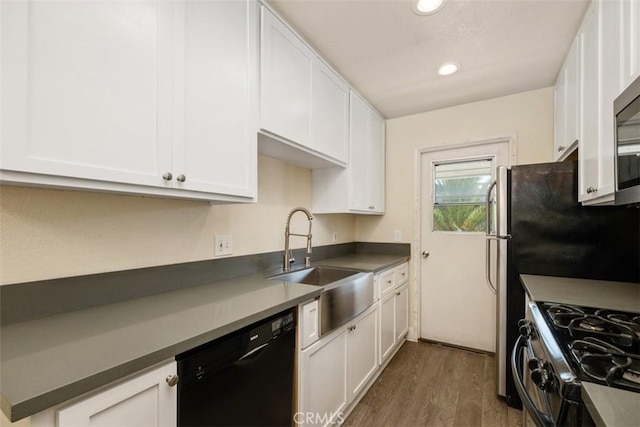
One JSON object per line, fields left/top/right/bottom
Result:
{"left": 176, "top": 309, "right": 296, "bottom": 427}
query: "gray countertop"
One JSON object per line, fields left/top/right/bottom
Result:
{"left": 1, "top": 253, "right": 408, "bottom": 422}
{"left": 316, "top": 253, "right": 409, "bottom": 273}
{"left": 582, "top": 383, "right": 640, "bottom": 427}
{"left": 520, "top": 274, "right": 640, "bottom": 427}
{"left": 520, "top": 274, "right": 640, "bottom": 313}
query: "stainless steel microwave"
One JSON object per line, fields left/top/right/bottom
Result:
{"left": 614, "top": 74, "right": 640, "bottom": 205}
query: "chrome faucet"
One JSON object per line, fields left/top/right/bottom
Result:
{"left": 283, "top": 207, "right": 313, "bottom": 272}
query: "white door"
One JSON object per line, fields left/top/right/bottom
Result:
{"left": 419, "top": 141, "right": 510, "bottom": 352}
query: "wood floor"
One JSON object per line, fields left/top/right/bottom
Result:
{"left": 343, "top": 341, "right": 523, "bottom": 427}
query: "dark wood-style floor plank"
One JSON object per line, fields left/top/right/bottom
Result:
{"left": 343, "top": 341, "right": 522, "bottom": 427}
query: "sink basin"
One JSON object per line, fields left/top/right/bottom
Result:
{"left": 269, "top": 266, "right": 359, "bottom": 286}
{"left": 269, "top": 266, "right": 374, "bottom": 336}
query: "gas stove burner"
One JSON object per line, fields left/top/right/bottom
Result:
{"left": 546, "top": 304, "right": 585, "bottom": 317}
{"left": 622, "top": 368, "right": 640, "bottom": 384}
{"left": 570, "top": 338, "right": 640, "bottom": 390}
{"left": 596, "top": 309, "right": 640, "bottom": 338}
{"left": 578, "top": 317, "right": 606, "bottom": 332}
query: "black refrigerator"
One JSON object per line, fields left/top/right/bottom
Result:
{"left": 486, "top": 160, "right": 640, "bottom": 408}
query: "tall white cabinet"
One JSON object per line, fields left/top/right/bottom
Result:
{"left": 1, "top": 0, "right": 258, "bottom": 202}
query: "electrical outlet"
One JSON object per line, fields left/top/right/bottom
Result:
{"left": 332, "top": 231, "right": 338, "bottom": 243}
{"left": 214, "top": 235, "right": 232, "bottom": 257}
{"left": 393, "top": 230, "right": 402, "bottom": 242}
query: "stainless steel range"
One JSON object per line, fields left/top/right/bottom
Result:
{"left": 513, "top": 301, "right": 640, "bottom": 426}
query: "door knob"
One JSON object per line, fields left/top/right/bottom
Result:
{"left": 422, "top": 251, "right": 430, "bottom": 258}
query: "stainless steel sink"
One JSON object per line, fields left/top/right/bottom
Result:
{"left": 270, "top": 266, "right": 359, "bottom": 286}
{"left": 269, "top": 266, "right": 374, "bottom": 336}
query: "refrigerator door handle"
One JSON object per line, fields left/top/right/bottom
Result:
{"left": 485, "top": 238, "right": 497, "bottom": 294}
{"left": 485, "top": 180, "right": 497, "bottom": 294}
{"left": 485, "top": 180, "right": 497, "bottom": 236}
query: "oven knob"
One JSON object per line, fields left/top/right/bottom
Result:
{"left": 531, "top": 367, "right": 550, "bottom": 390}
{"left": 527, "top": 357, "right": 543, "bottom": 371}
{"left": 518, "top": 319, "right": 532, "bottom": 338}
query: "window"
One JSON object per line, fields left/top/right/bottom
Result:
{"left": 432, "top": 158, "right": 493, "bottom": 232}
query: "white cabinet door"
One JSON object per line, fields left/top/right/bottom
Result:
{"left": 379, "top": 292, "right": 395, "bottom": 363}
{"left": 57, "top": 361, "right": 177, "bottom": 427}
{"left": 173, "top": 0, "right": 257, "bottom": 198}
{"left": 564, "top": 39, "right": 580, "bottom": 153}
{"left": 260, "top": 7, "right": 313, "bottom": 147}
{"left": 348, "top": 92, "right": 385, "bottom": 214}
{"left": 299, "top": 329, "right": 348, "bottom": 427}
{"left": 554, "top": 71, "right": 567, "bottom": 160}
{"left": 1, "top": 0, "right": 172, "bottom": 187}
{"left": 395, "top": 285, "right": 409, "bottom": 342}
{"left": 620, "top": 0, "right": 640, "bottom": 90}
{"left": 579, "top": 0, "right": 616, "bottom": 204}
{"left": 369, "top": 110, "right": 386, "bottom": 213}
{"left": 348, "top": 92, "right": 371, "bottom": 212}
{"left": 311, "top": 60, "right": 349, "bottom": 163}
{"left": 347, "top": 304, "right": 378, "bottom": 400}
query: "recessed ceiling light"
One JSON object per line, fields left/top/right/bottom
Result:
{"left": 438, "top": 62, "right": 459, "bottom": 76}
{"left": 412, "top": 0, "right": 446, "bottom": 15}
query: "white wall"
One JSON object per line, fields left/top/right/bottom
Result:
{"left": 355, "top": 87, "right": 555, "bottom": 339}
{"left": 0, "top": 154, "right": 356, "bottom": 285}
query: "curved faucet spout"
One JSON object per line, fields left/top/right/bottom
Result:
{"left": 283, "top": 207, "right": 313, "bottom": 272}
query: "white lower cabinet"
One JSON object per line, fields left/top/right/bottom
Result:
{"left": 376, "top": 262, "right": 409, "bottom": 365}
{"left": 379, "top": 283, "right": 409, "bottom": 365}
{"left": 298, "top": 304, "right": 378, "bottom": 427}
{"left": 31, "top": 361, "right": 177, "bottom": 427}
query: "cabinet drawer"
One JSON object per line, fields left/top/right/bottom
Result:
{"left": 379, "top": 270, "right": 395, "bottom": 298}
{"left": 394, "top": 263, "right": 408, "bottom": 286}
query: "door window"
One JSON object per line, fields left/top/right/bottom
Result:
{"left": 432, "top": 158, "right": 494, "bottom": 232}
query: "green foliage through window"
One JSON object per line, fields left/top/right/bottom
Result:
{"left": 432, "top": 159, "right": 493, "bottom": 232}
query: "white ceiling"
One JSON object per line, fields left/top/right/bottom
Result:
{"left": 266, "top": 0, "right": 591, "bottom": 119}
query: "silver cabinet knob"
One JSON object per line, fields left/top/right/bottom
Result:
{"left": 368, "top": 205, "right": 375, "bottom": 210}
{"left": 176, "top": 174, "right": 186, "bottom": 183}
{"left": 422, "top": 251, "right": 430, "bottom": 258}
{"left": 557, "top": 146, "right": 565, "bottom": 152}
{"left": 586, "top": 186, "right": 598, "bottom": 194}
{"left": 165, "top": 374, "right": 179, "bottom": 387}
{"left": 162, "top": 172, "right": 173, "bottom": 181}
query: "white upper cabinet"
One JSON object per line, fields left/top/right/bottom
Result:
{"left": 554, "top": 38, "right": 580, "bottom": 161}
{"left": 555, "top": 0, "right": 633, "bottom": 204}
{"left": 1, "top": 0, "right": 257, "bottom": 202}
{"left": 1, "top": 0, "right": 172, "bottom": 188}
{"left": 310, "top": 60, "right": 349, "bottom": 163}
{"left": 173, "top": 0, "right": 258, "bottom": 198}
{"left": 259, "top": 7, "right": 313, "bottom": 147}
{"left": 258, "top": 6, "right": 349, "bottom": 168}
{"left": 312, "top": 91, "right": 386, "bottom": 215}
{"left": 578, "top": 0, "right": 618, "bottom": 204}
{"left": 620, "top": 0, "right": 640, "bottom": 91}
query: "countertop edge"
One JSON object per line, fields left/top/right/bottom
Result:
{"left": 7, "top": 288, "right": 321, "bottom": 422}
